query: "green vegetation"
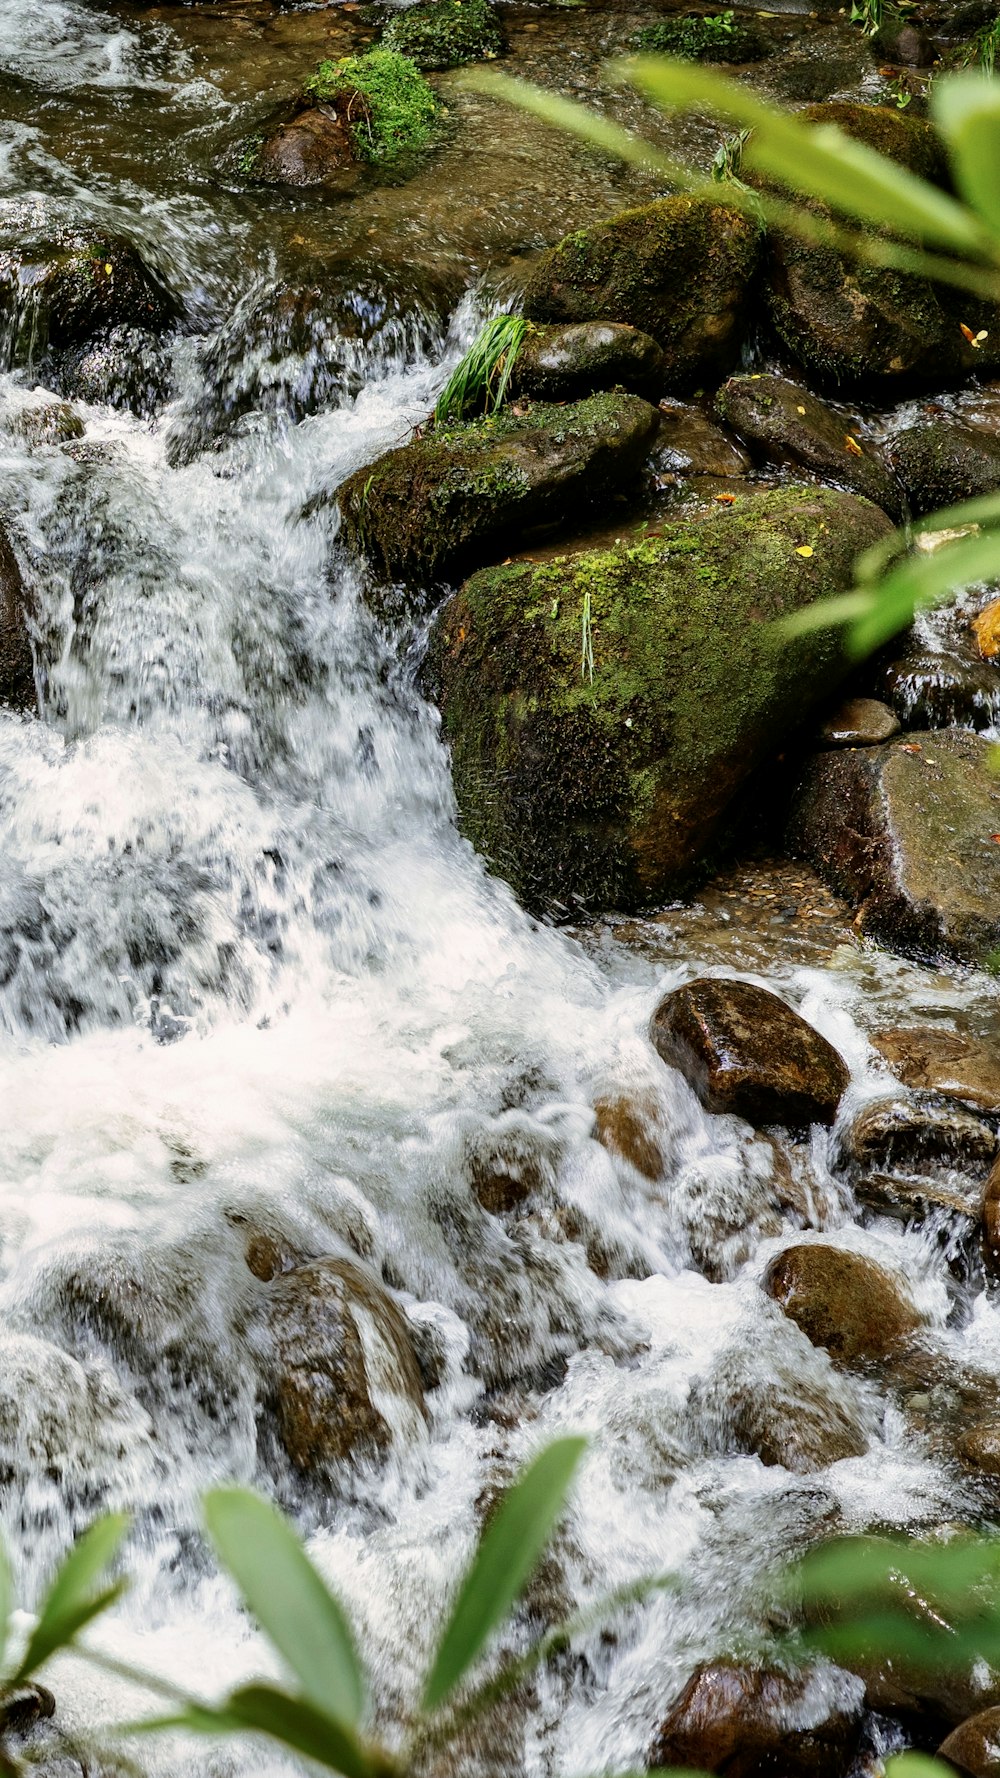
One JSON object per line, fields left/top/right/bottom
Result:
{"left": 434, "top": 313, "right": 526, "bottom": 423}
{"left": 381, "top": 0, "right": 503, "bottom": 71}
{"left": 849, "top": 0, "right": 883, "bottom": 37}
{"left": 634, "top": 10, "right": 765, "bottom": 62}
{"left": 958, "top": 12, "right": 1000, "bottom": 75}
{"left": 306, "top": 49, "right": 438, "bottom": 162}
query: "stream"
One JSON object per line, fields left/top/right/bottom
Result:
{"left": 2, "top": 1, "right": 999, "bottom": 1774}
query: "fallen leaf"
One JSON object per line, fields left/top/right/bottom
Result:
{"left": 795, "top": 545, "right": 814, "bottom": 558}
{"left": 714, "top": 492, "right": 737, "bottom": 504}
{"left": 901, "top": 742, "right": 923, "bottom": 754}
{"left": 796, "top": 405, "right": 806, "bottom": 415}
{"left": 844, "top": 434, "right": 864, "bottom": 457}
{"left": 973, "top": 596, "right": 1000, "bottom": 659}
{"left": 960, "top": 322, "right": 989, "bottom": 347}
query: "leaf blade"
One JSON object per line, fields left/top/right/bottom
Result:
{"left": 15, "top": 1514, "right": 131, "bottom": 1682}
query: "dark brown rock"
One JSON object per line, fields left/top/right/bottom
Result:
{"left": 874, "top": 642, "right": 1000, "bottom": 733}
{"left": 0, "top": 199, "right": 178, "bottom": 362}
{"left": 263, "top": 1257, "right": 426, "bottom": 1477}
{"left": 715, "top": 372, "right": 902, "bottom": 517}
{"left": 652, "top": 401, "right": 752, "bottom": 477}
{"left": 873, "top": 19, "right": 938, "bottom": 63}
{"left": 511, "top": 321, "right": 667, "bottom": 403}
{"left": 0, "top": 523, "right": 34, "bottom": 711}
{"left": 650, "top": 1662, "right": 864, "bottom": 1777}
{"left": 593, "top": 1094, "right": 664, "bottom": 1180}
{"left": 957, "top": 1423, "right": 1000, "bottom": 1479}
{"left": 764, "top": 1243, "right": 923, "bottom": 1367}
{"left": 842, "top": 1093, "right": 998, "bottom": 1175}
{"left": 889, "top": 419, "right": 1000, "bottom": 516}
{"left": 983, "top": 1158, "right": 1000, "bottom": 1274}
{"left": 873, "top": 1025, "right": 1000, "bottom": 1114}
{"left": 816, "top": 696, "right": 900, "bottom": 747}
{"left": 250, "top": 101, "right": 359, "bottom": 187}
{"left": 689, "top": 1349, "right": 871, "bottom": 1473}
{"left": 650, "top": 978, "right": 849, "bottom": 1128}
{"left": 788, "top": 730, "right": 1000, "bottom": 964}
{"left": 940, "top": 1707, "right": 1000, "bottom": 1776}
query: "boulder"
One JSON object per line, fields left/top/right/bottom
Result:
{"left": 842, "top": 1092, "right": 998, "bottom": 1174}
{"left": 592, "top": 1094, "right": 664, "bottom": 1180}
{"left": 510, "top": 321, "right": 667, "bottom": 403}
{"left": 688, "top": 1348, "right": 871, "bottom": 1473}
{"left": 873, "top": 1025, "right": 1000, "bottom": 1115}
{"left": 715, "top": 373, "right": 902, "bottom": 517}
{"left": 3, "top": 400, "right": 83, "bottom": 445}
{"left": 0, "top": 523, "right": 34, "bottom": 712}
{"left": 957, "top": 1423, "right": 1000, "bottom": 1479}
{"left": 650, "top": 978, "right": 849, "bottom": 1128}
{"left": 425, "top": 487, "right": 891, "bottom": 912}
{"left": 58, "top": 323, "right": 171, "bottom": 418}
{"left": 983, "top": 1157, "right": 1000, "bottom": 1274}
{"left": 653, "top": 402, "right": 752, "bottom": 477}
{"left": 763, "top": 1243, "right": 923, "bottom": 1367}
{"left": 245, "top": 101, "right": 359, "bottom": 188}
{"left": 521, "top": 197, "right": 761, "bottom": 389}
{"left": 261, "top": 1257, "right": 426, "bottom": 1478}
{"left": 816, "top": 696, "right": 900, "bottom": 747}
{"left": 872, "top": 18, "right": 938, "bottom": 63}
{"left": 0, "top": 200, "right": 178, "bottom": 368}
{"left": 649, "top": 1662, "right": 864, "bottom": 1777}
{"left": 380, "top": 0, "right": 504, "bottom": 68}
{"left": 940, "top": 1708, "right": 1000, "bottom": 1776}
{"left": 760, "top": 104, "right": 1000, "bottom": 389}
{"left": 889, "top": 420, "right": 1000, "bottom": 516}
{"left": 875, "top": 646, "right": 1000, "bottom": 732}
{"left": 788, "top": 729, "right": 1000, "bottom": 964}
{"left": 339, "top": 391, "right": 660, "bottom": 584}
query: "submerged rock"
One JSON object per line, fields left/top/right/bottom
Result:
{"left": 873, "top": 1025, "right": 1000, "bottom": 1114}
{"left": 650, "top": 1662, "right": 864, "bottom": 1777}
{"left": 889, "top": 419, "right": 1000, "bottom": 515}
{"left": 652, "top": 401, "right": 752, "bottom": 477}
{"left": 245, "top": 101, "right": 360, "bottom": 188}
{"left": 688, "top": 1345, "right": 871, "bottom": 1473}
{"left": 650, "top": 978, "right": 849, "bottom": 1129}
{"left": 875, "top": 645, "right": 1000, "bottom": 732}
{"left": 521, "top": 197, "right": 761, "bottom": 390}
{"left": 340, "top": 391, "right": 659, "bottom": 584}
{"left": 842, "top": 1092, "right": 998, "bottom": 1174}
{"left": 424, "top": 487, "right": 890, "bottom": 914}
{"left": 715, "top": 373, "right": 902, "bottom": 516}
{"left": 511, "top": 321, "right": 667, "bottom": 403}
{"left": 0, "top": 523, "right": 34, "bottom": 712}
{"left": 763, "top": 1243, "right": 923, "bottom": 1368}
{"left": 788, "top": 729, "right": 1000, "bottom": 964}
{"left": 3, "top": 399, "right": 83, "bottom": 446}
{"left": 58, "top": 323, "right": 172, "bottom": 418}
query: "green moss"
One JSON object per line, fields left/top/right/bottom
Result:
{"left": 305, "top": 49, "right": 438, "bottom": 162}
{"left": 634, "top": 10, "right": 767, "bottom": 60}
{"left": 381, "top": 0, "right": 503, "bottom": 70}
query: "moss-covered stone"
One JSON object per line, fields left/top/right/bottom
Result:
{"left": 339, "top": 391, "right": 660, "bottom": 583}
{"left": 424, "top": 486, "right": 891, "bottom": 914}
{"left": 511, "top": 320, "right": 667, "bottom": 402}
{"left": 381, "top": 0, "right": 503, "bottom": 70}
{"left": 888, "top": 418, "right": 1000, "bottom": 515}
{"left": 634, "top": 9, "right": 769, "bottom": 60}
{"left": 760, "top": 103, "right": 1000, "bottom": 387}
{"left": 716, "top": 372, "right": 903, "bottom": 517}
{"left": 521, "top": 197, "right": 761, "bottom": 389}
{"left": 306, "top": 48, "right": 439, "bottom": 162}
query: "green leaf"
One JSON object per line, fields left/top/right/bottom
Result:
{"left": 125, "top": 1688, "right": 377, "bottom": 1778}
{"left": 204, "top": 1489, "right": 365, "bottom": 1729}
{"left": 0, "top": 1534, "right": 12, "bottom": 1677}
{"left": 15, "top": 1513, "right": 131, "bottom": 1682}
{"left": 422, "top": 1436, "right": 587, "bottom": 1713}
{"left": 933, "top": 74, "right": 1000, "bottom": 235}
{"left": 624, "top": 57, "right": 992, "bottom": 257}
{"left": 885, "top": 1757, "right": 955, "bottom": 1776}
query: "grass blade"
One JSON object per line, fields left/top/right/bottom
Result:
{"left": 15, "top": 1514, "right": 131, "bottom": 1682}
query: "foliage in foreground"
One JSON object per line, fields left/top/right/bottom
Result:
{"left": 468, "top": 59, "right": 1000, "bottom": 658}
{"left": 306, "top": 51, "right": 438, "bottom": 163}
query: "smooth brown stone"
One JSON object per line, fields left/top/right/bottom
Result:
{"left": 816, "top": 696, "right": 900, "bottom": 748}
{"left": 940, "top": 1706, "right": 1000, "bottom": 1775}
{"left": 650, "top": 1662, "right": 863, "bottom": 1777}
{"left": 873, "top": 1026, "right": 1000, "bottom": 1115}
{"left": 764, "top": 1243, "right": 923, "bottom": 1368}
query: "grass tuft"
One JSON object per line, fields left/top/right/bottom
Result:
{"left": 434, "top": 314, "right": 527, "bottom": 425}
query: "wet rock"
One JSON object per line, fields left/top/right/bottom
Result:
{"left": 593, "top": 1094, "right": 664, "bottom": 1180}
{"left": 873, "top": 18, "right": 938, "bottom": 63}
{"left": 261, "top": 1256, "right": 427, "bottom": 1478}
{"left": 652, "top": 401, "right": 752, "bottom": 477}
{"left": 715, "top": 373, "right": 902, "bottom": 517}
{"left": 788, "top": 729, "right": 1000, "bottom": 964}
{"left": 0, "top": 522, "right": 34, "bottom": 712}
{"left": 688, "top": 1347, "right": 871, "bottom": 1473}
{"left": 764, "top": 1243, "right": 923, "bottom": 1367}
{"left": 510, "top": 321, "right": 667, "bottom": 403}
{"left": 650, "top": 978, "right": 849, "bottom": 1129}
{"left": 247, "top": 100, "right": 360, "bottom": 187}
{"left": 381, "top": 0, "right": 503, "bottom": 68}
{"left": 649, "top": 1661, "right": 864, "bottom": 1776}
{"left": 425, "top": 487, "right": 891, "bottom": 913}
{"left": 940, "top": 1709, "right": 1000, "bottom": 1775}
{"left": 58, "top": 323, "right": 172, "bottom": 418}
{"left": 759, "top": 104, "right": 1000, "bottom": 389}
{"left": 957, "top": 1423, "right": 1000, "bottom": 1478}
{"left": 842, "top": 1092, "right": 998, "bottom": 1174}
{"left": 0, "top": 200, "right": 179, "bottom": 366}
{"left": 340, "top": 391, "right": 659, "bottom": 584}
{"left": 983, "top": 1157, "right": 1000, "bottom": 1273}
{"left": 521, "top": 197, "right": 761, "bottom": 390}
{"left": 973, "top": 597, "right": 1000, "bottom": 660}
{"left": 889, "top": 420, "right": 1000, "bottom": 516}
{"left": 876, "top": 648, "right": 1000, "bottom": 732}
{"left": 873, "top": 1026, "right": 1000, "bottom": 1114}
{"left": 816, "top": 696, "right": 900, "bottom": 747}
{"left": 3, "top": 399, "right": 83, "bottom": 445}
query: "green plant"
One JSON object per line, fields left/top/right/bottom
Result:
{"left": 959, "top": 13, "right": 1000, "bottom": 76}
{"left": 710, "top": 125, "right": 752, "bottom": 183}
{"left": 635, "top": 12, "right": 735, "bottom": 57}
{"left": 306, "top": 50, "right": 438, "bottom": 162}
{"left": 381, "top": 0, "right": 503, "bottom": 72}
{"left": 849, "top": 0, "right": 884, "bottom": 37}
{"left": 434, "top": 313, "right": 527, "bottom": 423}
{"left": 468, "top": 60, "right": 1000, "bottom": 657}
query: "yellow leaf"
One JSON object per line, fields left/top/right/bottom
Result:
{"left": 796, "top": 405, "right": 806, "bottom": 414}
{"left": 844, "top": 434, "right": 864, "bottom": 456}
{"left": 973, "top": 597, "right": 1000, "bottom": 659}
{"left": 795, "top": 545, "right": 814, "bottom": 558}
{"left": 104, "top": 262, "right": 113, "bottom": 275}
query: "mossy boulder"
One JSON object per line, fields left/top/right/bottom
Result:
{"left": 381, "top": 0, "right": 503, "bottom": 69}
{"left": 521, "top": 197, "right": 761, "bottom": 390}
{"left": 715, "top": 373, "right": 903, "bottom": 519}
{"left": 244, "top": 50, "right": 439, "bottom": 185}
{"left": 888, "top": 419, "right": 1000, "bottom": 515}
{"left": 760, "top": 103, "right": 1000, "bottom": 388}
{"left": 338, "top": 391, "right": 660, "bottom": 583}
{"left": 424, "top": 485, "right": 892, "bottom": 914}
{"left": 634, "top": 10, "right": 770, "bottom": 60}
{"left": 0, "top": 523, "right": 33, "bottom": 712}
{"left": 511, "top": 321, "right": 668, "bottom": 402}
{"left": 0, "top": 200, "right": 178, "bottom": 369}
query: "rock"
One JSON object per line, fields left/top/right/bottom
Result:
{"left": 246, "top": 50, "right": 439, "bottom": 183}
{"left": 261, "top": 1256, "right": 426, "bottom": 1478}
{"left": 510, "top": 321, "right": 667, "bottom": 403}
{"left": 650, "top": 978, "right": 849, "bottom": 1129}
{"left": 425, "top": 487, "right": 891, "bottom": 913}
{"left": 0, "top": 523, "right": 34, "bottom": 712}
{"left": 889, "top": 420, "right": 1000, "bottom": 516}
{"left": 873, "top": 18, "right": 938, "bottom": 63}
{"left": 381, "top": 0, "right": 504, "bottom": 68}
{"left": 788, "top": 729, "right": 1000, "bottom": 964}
{"left": 760, "top": 104, "right": 1000, "bottom": 389}
{"left": 973, "top": 598, "right": 1000, "bottom": 660}
{"left": 876, "top": 648, "right": 1000, "bottom": 732}
{"left": 816, "top": 696, "right": 900, "bottom": 747}
{"left": 842, "top": 1093, "right": 998, "bottom": 1174}
{"left": 521, "top": 197, "right": 761, "bottom": 389}
{"left": 983, "top": 1157, "right": 1000, "bottom": 1273}
{"left": 2, "top": 400, "right": 83, "bottom": 445}
{"left": 592, "top": 1094, "right": 664, "bottom": 1180}
{"left": 688, "top": 1348, "right": 871, "bottom": 1473}
{"left": 957, "top": 1424, "right": 1000, "bottom": 1479}
{"left": 0, "top": 200, "right": 178, "bottom": 367}
{"left": 634, "top": 11, "right": 770, "bottom": 60}
{"left": 247, "top": 100, "right": 360, "bottom": 187}
{"left": 764, "top": 1243, "right": 923, "bottom": 1367}
{"left": 58, "top": 323, "right": 172, "bottom": 418}
{"left": 715, "top": 373, "right": 902, "bottom": 517}
{"left": 339, "top": 391, "right": 660, "bottom": 584}
{"left": 872, "top": 1026, "right": 1000, "bottom": 1115}
{"left": 649, "top": 1662, "right": 864, "bottom": 1777}
{"left": 652, "top": 402, "right": 752, "bottom": 477}
{"left": 940, "top": 1709, "right": 1000, "bottom": 1776}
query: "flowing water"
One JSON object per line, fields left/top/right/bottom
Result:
{"left": 1, "top": 2, "right": 999, "bottom": 1773}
